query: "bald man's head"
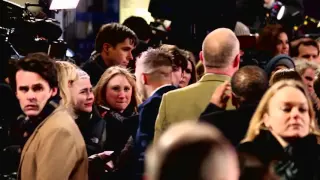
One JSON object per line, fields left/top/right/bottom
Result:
{"left": 146, "top": 121, "right": 239, "bottom": 180}
{"left": 202, "top": 28, "right": 240, "bottom": 69}
{"left": 231, "top": 66, "right": 268, "bottom": 105}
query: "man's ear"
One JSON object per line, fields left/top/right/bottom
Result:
{"left": 141, "top": 73, "right": 148, "bottom": 85}
{"left": 199, "top": 51, "right": 203, "bottom": 63}
{"left": 51, "top": 87, "right": 58, "bottom": 97}
{"left": 231, "top": 93, "right": 238, "bottom": 107}
{"left": 233, "top": 53, "right": 241, "bottom": 68}
{"left": 102, "top": 43, "right": 112, "bottom": 54}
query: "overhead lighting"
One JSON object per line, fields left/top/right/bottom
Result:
{"left": 277, "top": 6, "right": 286, "bottom": 20}
{"left": 49, "top": 0, "right": 80, "bottom": 10}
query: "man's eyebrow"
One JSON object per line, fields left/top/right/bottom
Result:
{"left": 32, "top": 83, "right": 43, "bottom": 88}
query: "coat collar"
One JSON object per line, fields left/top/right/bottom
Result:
{"left": 18, "top": 105, "right": 65, "bottom": 179}
{"left": 199, "top": 73, "right": 231, "bottom": 83}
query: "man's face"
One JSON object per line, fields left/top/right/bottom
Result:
{"left": 107, "top": 38, "right": 135, "bottom": 67}
{"left": 16, "top": 70, "right": 57, "bottom": 117}
{"left": 301, "top": 68, "right": 316, "bottom": 93}
{"left": 298, "top": 45, "right": 319, "bottom": 61}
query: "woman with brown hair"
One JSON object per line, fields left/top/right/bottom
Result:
{"left": 94, "top": 66, "right": 141, "bottom": 178}
{"left": 256, "top": 24, "right": 290, "bottom": 68}
{"left": 239, "top": 80, "right": 320, "bottom": 179}
{"left": 179, "top": 50, "right": 198, "bottom": 87}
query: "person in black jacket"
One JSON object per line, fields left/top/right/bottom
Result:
{"left": 200, "top": 66, "right": 268, "bottom": 146}
{"left": 134, "top": 48, "right": 178, "bottom": 178}
{"left": 56, "top": 61, "right": 107, "bottom": 156}
{"left": 239, "top": 80, "right": 320, "bottom": 179}
{"left": 82, "top": 23, "right": 138, "bottom": 86}
{"left": 94, "top": 66, "right": 141, "bottom": 179}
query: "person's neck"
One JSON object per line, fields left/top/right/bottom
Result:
{"left": 100, "top": 52, "right": 112, "bottom": 67}
{"left": 146, "top": 82, "right": 171, "bottom": 98}
{"left": 271, "top": 131, "right": 289, "bottom": 148}
{"left": 204, "top": 67, "right": 235, "bottom": 77}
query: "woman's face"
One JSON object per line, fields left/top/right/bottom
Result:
{"left": 171, "top": 65, "right": 183, "bottom": 87}
{"left": 275, "top": 32, "right": 289, "bottom": 55}
{"left": 179, "top": 61, "right": 193, "bottom": 88}
{"left": 70, "top": 78, "right": 94, "bottom": 113}
{"left": 263, "top": 86, "right": 311, "bottom": 139}
{"left": 105, "top": 74, "right": 132, "bottom": 112}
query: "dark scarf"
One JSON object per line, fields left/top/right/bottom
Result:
{"left": 98, "top": 103, "right": 138, "bottom": 123}
{"left": 98, "top": 104, "right": 138, "bottom": 153}
{"left": 242, "top": 130, "right": 320, "bottom": 180}
{"left": 18, "top": 98, "right": 59, "bottom": 148}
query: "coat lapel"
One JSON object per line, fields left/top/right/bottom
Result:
{"left": 17, "top": 107, "right": 62, "bottom": 179}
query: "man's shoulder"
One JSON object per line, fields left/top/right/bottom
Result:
{"left": 141, "top": 95, "right": 162, "bottom": 110}
{"left": 40, "top": 108, "right": 79, "bottom": 135}
{"left": 81, "top": 59, "right": 97, "bottom": 70}
{"left": 164, "top": 82, "right": 203, "bottom": 98}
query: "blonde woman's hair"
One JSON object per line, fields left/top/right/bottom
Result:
{"left": 242, "top": 80, "right": 320, "bottom": 143}
{"left": 56, "top": 61, "right": 79, "bottom": 106}
{"left": 94, "top": 66, "right": 141, "bottom": 112}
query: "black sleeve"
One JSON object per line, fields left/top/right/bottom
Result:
{"left": 200, "top": 103, "right": 224, "bottom": 117}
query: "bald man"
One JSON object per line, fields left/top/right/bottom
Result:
{"left": 146, "top": 121, "right": 239, "bottom": 180}
{"left": 154, "top": 28, "right": 240, "bottom": 141}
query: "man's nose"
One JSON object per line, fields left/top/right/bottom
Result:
{"left": 26, "top": 90, "right": 36, "bottom": 100}
{"left": 128, "top": 52, "right": 133, "bottom": 60}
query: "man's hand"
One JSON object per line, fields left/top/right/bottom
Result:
{"left": 210, "top": 81, "right": 232, "bottom": 109}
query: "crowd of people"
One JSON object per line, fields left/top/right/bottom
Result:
{"left": 1, "top": 16, "right": 320, "bottom": 180}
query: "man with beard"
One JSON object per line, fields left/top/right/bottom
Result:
{"left": 14, "top": 53, "right": 88, "bottom": 180}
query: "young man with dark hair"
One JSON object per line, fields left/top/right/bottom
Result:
{"left": 82, "top": 23, "right": 138, "bottom": 85}
{"left": 14, "top": 53, "right": 88, "bottom": 180}
{"left": 292, "top": 40, "right": 320, "bottom": 61}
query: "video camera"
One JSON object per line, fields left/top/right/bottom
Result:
{"left": 0, "top": 0, "right": 74, "bottom": 81}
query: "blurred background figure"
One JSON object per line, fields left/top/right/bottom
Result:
{"left": 179, "top": 50, "right": 197, "bottom": 88}
{"left": 122, "top": 16, "right": 153, "bottom": 72}
{"left": 159, "top": 44, "right": 188, "bottom": 87}
{"left": 145, "top": 121, "right": 239, "bottom": 180}
{"left": 269, "top": 68, "right": 303, "bottom": 86}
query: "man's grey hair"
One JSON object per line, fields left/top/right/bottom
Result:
{"left": 234, "top": 21, "right": 250, "bottom": 36}
{"left": 295, "top": 59, "right": 319, "bottom": 75}
{"left": 136, "top": 48, "right": 173, "bottom": 75}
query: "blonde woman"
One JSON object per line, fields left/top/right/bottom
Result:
{"left": 56, "top": 61, "right": 106, "bottom": 156}
{"left": 239, "top": 80, "right": 320, "bottom": 179}
{"left": 94, "top": 66, "right": 140, "bottom": 178}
